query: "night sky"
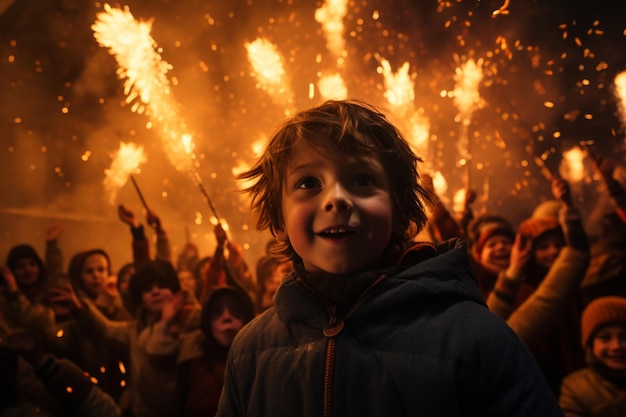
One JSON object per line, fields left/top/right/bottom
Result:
{"left": 1, "top": 0, "right": 625, "bottom": 271}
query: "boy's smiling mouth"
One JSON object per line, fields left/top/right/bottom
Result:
{"left": 317, "top": 227, "right": 356, "bottom": 238}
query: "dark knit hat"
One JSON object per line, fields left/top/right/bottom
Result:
{"left": 128, "top": 259, "right": 180, "bottom": 307}
{"left": 201, "top": 286, "right": 255, "bottom": 339}
{"left": 6, "top": 244, "right": 45, "bottom": 275}
{"left": 581, "top": 296, "right": 626, "bottom": 347}
{"left": 467, "top": 215, "right": 516, "bottom": 258}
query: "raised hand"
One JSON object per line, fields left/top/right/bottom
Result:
{"left": 45, "top": 221, "right": 63, "bottom": 242}
{"left": 146, "top": 209, "right": 162, "bottom": 231}
{"left": 0, "top": 265, "right": 19, "bottom": 293}
{"left": 506, "top": 233, "right": 532, "bottom": 282}
{"left": 214, "top": 223, "right": 228, "bottom": 247}
{"left": 48, "top": 282, "right": 83, "bottom": 318}
{"left": 551, "top": 176, "right": 572, "bottom": 207}
{"left": 117, "top": 204, "right": 138, "bottom": 228}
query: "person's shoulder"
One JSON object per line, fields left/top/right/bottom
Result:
{"left": 231, "top": 307, "right": 281, "bottom": 347}
{"left": 561, "top": 367, "right": 597, "bottom": 386}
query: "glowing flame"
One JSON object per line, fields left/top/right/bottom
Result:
{"left": 452, "top": 188, "right": 467, "bottom": 213}
{"left": 245, "top": 37, "right": 295, "bottom": 115}
{"left": 378, "top": 57, "right": 430, "bottom": 160}
{"left": 103, "top": 142, "right": 146, "bottom": 205}
{"left": 318, "top": 73, "right": 348, "bottom": 100}
{"left": 560, "top": 147, "right": 586, "bottom": 182}
{"left": 432, "top": 171, "right": 448, "bottom": 196}
{"left": 614, "top": 71, "right": 626, "bottom": 129}
{"left": 92, "top": 4, "right": 196, "bottom": 173}
{"left": 453, "top": 57, "right": 485, "bottom": 122}
{"left": 315, "top": 0, "right": 348, "bottom": 63}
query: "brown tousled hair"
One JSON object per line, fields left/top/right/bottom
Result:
{"left": 237, "top": 99, "right": 431, "bottom": 263}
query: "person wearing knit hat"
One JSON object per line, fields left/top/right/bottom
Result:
{"left": 465, "top": 214, "right": 517, "bottom": 299}
{"left": 485, "top": 176, "right": 591, "bottom": 397}
{"left": 559, "top": 296, "right": 626, "bottom": 417}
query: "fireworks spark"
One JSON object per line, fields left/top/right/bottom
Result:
{"left": 103, "top": 142, "right": 146, "bottom": 205}
{"left": 378, "top": 57, "right": 430, "bottom": 162}
{"left": 614, "top": 71, "right": 626, "bottom": 130}
{"left": 245, "top": 37, "right": 295, "bottom": 115}
{"left": 315, "top": 0, "right": 348, "bottom": 64}
{"left": 92, "top": 3, "right": 196, "bottom": 173}
{"left": 560, "top": 147, "right": 586, "bottom": 183}
{"left": 318, "top": 73, "right": 348, "bottom": 100}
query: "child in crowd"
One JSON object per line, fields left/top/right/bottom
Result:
{"left": 49, "top": 258, "right": 199, "bottom": 417}
{"left": 559, "top": 296, "right": 626, "bottom": 417}
{"left": 216, "top": 99, "right": 563, "bottom": 416}
{"left": 145, "top": 286, "right": 255, "bottom": 417}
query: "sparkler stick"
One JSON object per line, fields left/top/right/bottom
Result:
{"left": 129, "top": 174, "right": 150, "bottom": 211}
{"left": 191, "top": 170, "right": 221, "bottom": 223}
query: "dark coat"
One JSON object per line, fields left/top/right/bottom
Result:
{"left": 217, "top": 239, "right": 563, "bottom": 417}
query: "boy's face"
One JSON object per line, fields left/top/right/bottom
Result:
{"left": 81, "top": 254, "right": 109, "bottom": 298}
{"left": 13, "top": 258, "right": 40, "bottom": 286}
{"left": 211, "top": 304, "right": 246, "bottom": 348}
{"left": 533, "top": 231, "right": 564, "bottom": 269}
{"left": 141, "top": 284, "right": 174, "bottom": 313}
{"left": 592, "top": 324, "right": 626, "bottom": 371}
{"left": 479, "top": 234, "right": 512, "bottom": 274}
{"left": 276, "top": 139, "right": 394, "bottom": 275}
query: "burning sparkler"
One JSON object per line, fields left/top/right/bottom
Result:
{"left": 92, "top": 4, "right": 193, "bottom": 173}
{"left": 560, "top": 147, "right": 586, "bottom": 183}
{"left": 377, "top": 56, "right": 430, "bottom": 162}
{"left": 93, "top": 4, "right": 222, "bottom": 222}
{"left": 245, "top": 37, "right": 295, "bottom": 115}
{"left": 103, "top": 141, "right": 146, "bottom": 205}
{"left": 452, "top": 56, "right": 485, "bottom": 187}
{"left": 315, "top": 0, "right": 348, "bottom": 65}
{"left": 614, "top": 71, "right": 626, "bottom": 130}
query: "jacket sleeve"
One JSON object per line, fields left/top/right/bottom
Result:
{"left": 155, "top": 228, "right": 172, "bottom": 264}
{"left": 605, "top": 174, "right": 626, "bottom": 225}
{"left": 45, "top": 238, "right": 64, "bottom": 277}
{"left": 5, "top": 292, "right": 58, "bottom": 339}
{"left": 131, "top": 224, "right": 151, "bottom": 269}
{"left": 558, "top": 373, "right": 586, "bottom": 417}
{"left": 76, "top": 299, "right": 132, "bottom": 348}
{"left": 201, "top": 245, "right": 228, "bottom": 302}
{"left": 143, "top": 320, "right": 179, "bottom": 356}
{"left": 494, "top": 247, "right": 589, "bottom": 349}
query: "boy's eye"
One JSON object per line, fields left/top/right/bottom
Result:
{"left": 353, "top": 174, "right": 375, "bottom": 187}
{"left": 296, "top": 177, "right": 320, "bottom": 189}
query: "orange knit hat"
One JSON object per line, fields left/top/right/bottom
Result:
{"left": 581, "top": 296, "right": 626, "bottom": 347}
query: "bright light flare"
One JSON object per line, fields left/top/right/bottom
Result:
{"left": 92, "top": 4, "right": 196, "bottom": 173}
{"left": 245, "top": 37, "right": 295, "bottom": 115}
{"left": 103, "top": 142, "right": 146, "bottom": 205}
{"left": 315, "top": 0, "right": 348, "bottom": 62}
{"left": 318, "top": 73, "right": 348, "bottom": 100}
{"left": 453, "top": 57, "right": 485, "bottom": 122}
{"left": 614, "top": 71, "right": 626, "bottom": 129}
{"left": 560, "top": 147, "right": 586, "bottom": 182}
{"left": 378, "top": 57, "right": 430, "bottom": 161}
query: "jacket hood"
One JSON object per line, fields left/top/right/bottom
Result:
{"left": 275, "top": 238, "right": 485, "bottom": 327}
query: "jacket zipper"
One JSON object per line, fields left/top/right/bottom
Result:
{"left": 320, "top": 274, "right": 388, "bottom": 417}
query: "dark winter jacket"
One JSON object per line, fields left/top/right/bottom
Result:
{"left": 216, "top": 239, "right": 564, "bottom": 417}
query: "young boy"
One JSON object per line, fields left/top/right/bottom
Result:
{"left": 217, "top": 100, "right": 564, "bottom": 417}
{"left": 559, "top": 295, "right": 626, "bottom": 416}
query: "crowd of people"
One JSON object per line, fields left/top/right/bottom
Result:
{"left": 1, "top": 99, "right": 625, "bottom": 417}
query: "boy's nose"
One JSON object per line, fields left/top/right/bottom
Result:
{"left": 324, "top": 183, "right": 352, "bottom": 212}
